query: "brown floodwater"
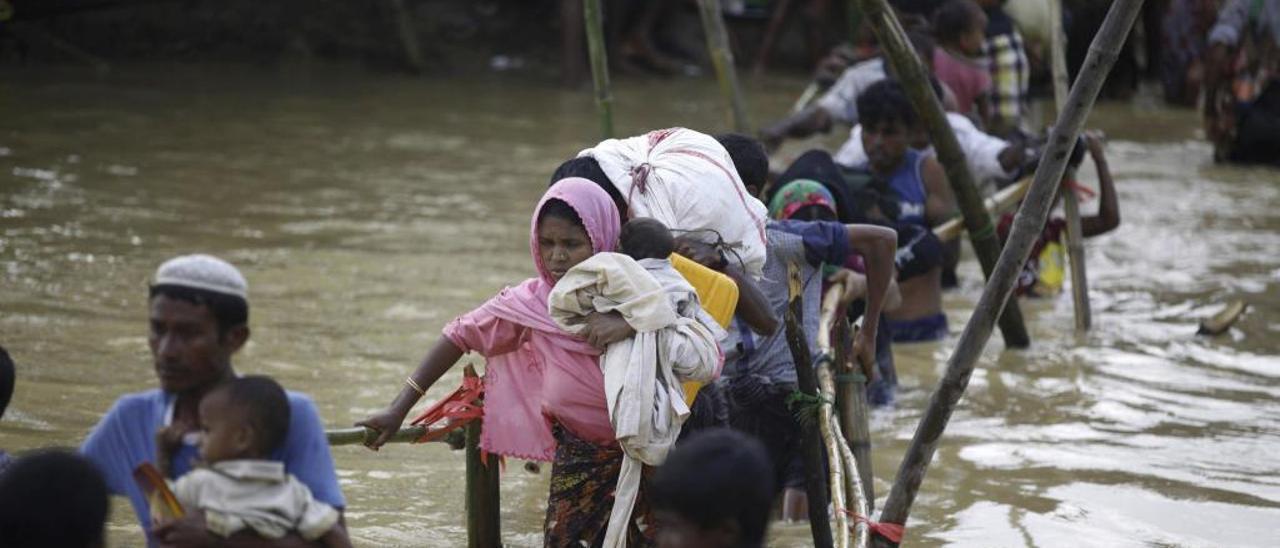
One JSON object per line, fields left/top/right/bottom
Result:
{"left": 2, "top": 65, "right": 1278, "bottom": 547}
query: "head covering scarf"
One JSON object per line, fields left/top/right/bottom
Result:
{"left": 470, "top": 177, "right": 622, "bottom": 460}
{"left": 768, "top": 179, "right": 838, "bottom": 220}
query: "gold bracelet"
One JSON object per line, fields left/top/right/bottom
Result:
{"left": 405, "top": 377, "right": 426, "bottom": 396}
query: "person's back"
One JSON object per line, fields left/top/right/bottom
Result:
{"left": 0, "top": 450, "right": 109, "bottom": 548}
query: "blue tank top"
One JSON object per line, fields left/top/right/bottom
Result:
{"left": 885, "top": 149, "right": 928, "bottom": 227}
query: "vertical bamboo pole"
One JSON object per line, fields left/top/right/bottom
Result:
{"left": 463, "top": 365, "right": 500, "bottom": 548}
{"left": 583, "top": 0, "right": 615, "bottom": 139}
{"left": 828, "top": 289, "right": 874, "bottom": 512}
{"left": 697, "top": 0, "right": 753, "bottom": 133}
{"left": 389, "top": 0, "right": 427, "bottom": 73}
{"left": 1049, "top": 0, "right": 1093, "bottom": 331}
{"left": 854, "top": 0, "right": 1031, "bottom": 348}
{"left": 871, "top": 2, "right": 1144, "bottom": 545}
{"left": 784, "top": 265, "right": 834, "bottom": 548}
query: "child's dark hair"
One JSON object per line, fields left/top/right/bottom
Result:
{"left": 550, "top": 156, "right": 629, "bottom": 219}
{"left": 857, "top": 79, "right": 918, "bottom": 130}
{"left": 714, "top": 133, "right": 769, "bottom": 191}
{"left": 537, "top": 198, "right": 587, "bottom": 232}
{"left": 0, "top": 450, "right": 109, "bottom": 548}
{"left": 619, "top": 218, "right": 675, "bottom": 260}
{"left": 211, "top": 376, "right": 291, "bottom": 457}
{"left": 934, "top": 0, "right": 985, "bottom": 45}
{"left": 0, "top": 345, "right": 13, "bottom": 420}
{"left": 651, "top": 428, "right": 774, "bottom": 547}
{"left": 148, "top": 284, "right": 248, "bottom": 336}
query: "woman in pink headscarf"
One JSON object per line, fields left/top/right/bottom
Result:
{"left": 359, "top": 178, "right": 707, "bottom": 546}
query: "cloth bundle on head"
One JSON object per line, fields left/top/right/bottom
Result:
{"left": 578, "top": 128, "right": 769, "bottom": 277}
{"left": 548, "top": 253, "right": 722, "bottom": 548}
{"left": 153, "top": 254, "right": 248, "bottom": 300}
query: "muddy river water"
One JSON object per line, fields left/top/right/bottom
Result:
{"left": 2, "top": 66, "right": 1278, "bottom": 547}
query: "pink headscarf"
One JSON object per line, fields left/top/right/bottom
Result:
{"left": 472, "top": 177, "right": 622, "bottom": 459}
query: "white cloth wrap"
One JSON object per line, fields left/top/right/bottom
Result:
{"left": 171, "top": 460, "right": 338, "bottom": 541}
{"left": 548, "top": 254, "right": 723, "bottom": 548}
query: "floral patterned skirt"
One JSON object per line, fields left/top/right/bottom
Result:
{"left": 543, "top": 424, "right": 656, "bottom": 548}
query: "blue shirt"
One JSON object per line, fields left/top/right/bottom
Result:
{"left": 81, "top": 388, "right": 345, "bottom": 544}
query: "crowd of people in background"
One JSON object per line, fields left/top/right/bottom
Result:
{"left": 4, "top": 0, "right": 1275, "bottom": 547}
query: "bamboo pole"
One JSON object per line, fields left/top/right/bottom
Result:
{"left": 854, "top": 0, "right": 1031, "bottom": 348}
{"left": 821, "top": 285, "right": 874, "bottom": 512}
{"left": 389, "top": 0, "right": 427, "bottom": 73}
{"left": 1049, "top": 0, "right": 1093, "bottom": 332}
{"left": 871, "top": 2, "right": 1145, "bottom": 545}
{"left": 583, "top": 0, "right": 615, "bottom": 139}
{"left": 697, "top": 0, "right": 753, "bottom": 133}
{"left": 816, "top": 359, "right": 852, "bottom": 548}
{"left": 327, "top": 425, "right": 430, "bottom": 446}
{"left": 463, "top": 365, "right": 500, "bottom": 548}
{"left": 832, "top": 316, "right": 874, "bottom": 512}
{"left": 821, "top": 364, "right": 869, "bottom": 548}
{"left": 783, "top": 264, "right": 834, "bottom": 548}
{"left": 932, "top": 178, "right": 1031, "bottom": 243}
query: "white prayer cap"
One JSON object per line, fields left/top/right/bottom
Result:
{"left": 152, "top": 254, "right": 248, "bottom": 300}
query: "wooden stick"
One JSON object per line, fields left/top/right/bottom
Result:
{"left": 822, "top": 366, "right": 870, "bottom": 548}
{"left": 784, "top": 264, "right": 834, "bottom": 548}
{"left": 854, "top": 0, "right": 1031, "bottom": 348}
{"left": 389, "top": 0, "right": 426, "bottom": 73}
{"left": 698, "top": 0, "right": 753, "bottom": 133}
{"left": 831, "top": 312, "right": 874, "bottom": 512}
{"left": 932, "top": 178, "right": 1031, "bottom": 243}
{"left": 820, "top": 284, "right": 874, "bottom": 513}
{"left": 816, "top": 359, "right": 851, "bottom": 548}
{"left": 583, "top": 0, "right": 615, "bottom": 139}
{"left": 752, "top": 0, "right": 794, "bottom": 78}
{"left": 327, "top": 425, "right": 431, "bottom": 446}
{"left": 872, "top": 2, "right": 1145, "bottom": 544}
{"left": 463, "top": 365, "right": 500, "bottom": 548}
{"left": 1050, "top": 0, "right": 1093, "bottom": 332}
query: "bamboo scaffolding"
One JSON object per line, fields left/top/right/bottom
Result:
{"left": 583, "top": 0, "right": 615, "bottom": 139}
{"left": 697, "top": 0, "right": 753, "bottom": 133}
{"left": 1049, "top": 0, "right": 1093, "bottom": 331}
{"left": 871, "top": 2, "right": 1145, "bottom": 545}
{"left": 853, "top": 0, "right": 1031, "bottom": 348}
{"left": 783, "top": 264, "right": 834, "bottom": 548}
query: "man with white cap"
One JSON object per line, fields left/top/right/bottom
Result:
{"left": 81, "top": 254, "right": 345, "bottom": 547}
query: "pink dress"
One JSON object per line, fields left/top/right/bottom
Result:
{"left": 440, "top": 177, "right": 623, "bottom": 461}
{"left": 933, "top": 48, "right": 992, "bottom": 116}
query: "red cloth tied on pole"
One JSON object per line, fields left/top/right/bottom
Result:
{"left": 409, "top": 374, "right": 485, "bottom": 443}
{"left": 842, "top": 509, "right": 906, "bottom": 543}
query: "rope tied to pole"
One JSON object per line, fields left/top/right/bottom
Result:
{"left": 787, "top": 389, "right": 834, "bottom": 429}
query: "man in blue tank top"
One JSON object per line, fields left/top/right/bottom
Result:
{"left": 855, "top": 80, "right": 958, "bottom": 343}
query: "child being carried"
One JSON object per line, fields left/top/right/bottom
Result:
{"left": 157, "top": 376, "right": 352, "bottom": 547}
{"left": 547, "top": 217, "right": 724, "bottom": 548}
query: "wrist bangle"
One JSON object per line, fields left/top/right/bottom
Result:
{"left": 405, "top": 377, "right": 426, "bottom": 396}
